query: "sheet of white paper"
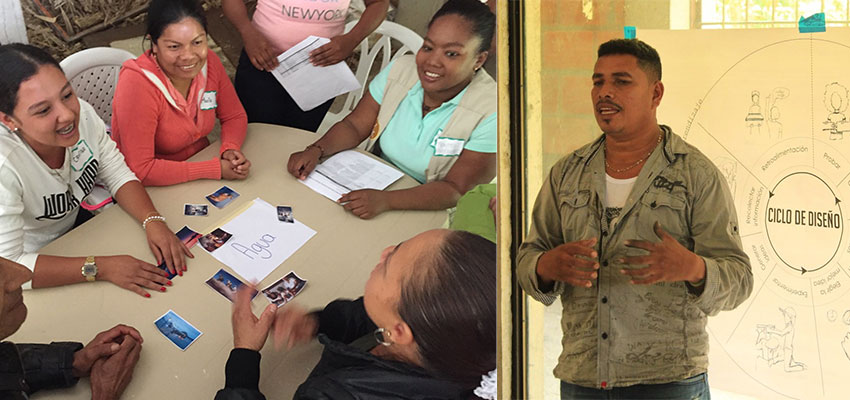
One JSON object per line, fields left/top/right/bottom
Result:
{"left": 299, "top": 150, "right": 404, "bottom": 202}
{"left": 208, "top": 198, "right": 316, "bottom": 283}
{"left": 270, "top": 36, "right": 361, "bottom": 111}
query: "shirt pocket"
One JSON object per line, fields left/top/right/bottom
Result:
{"left": 636, "top": 190, "right": 689, "bottom": 243}
{"left": 559, "top": 190, "right": 595, "bottom": 240}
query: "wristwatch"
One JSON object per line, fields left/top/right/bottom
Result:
{"left": 81, "top": 256, "right": 97, "bottom": 282}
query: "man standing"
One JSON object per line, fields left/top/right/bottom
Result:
{"left": 517, "top": 39, "right": 753, "bottom": 398}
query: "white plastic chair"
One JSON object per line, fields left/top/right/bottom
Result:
{"left": 316, "top": 20, "right": 424, "bottom": 135}
{"left": 60, "top": 47, "right": 135, "bottom": 124}
{"left": 59, "top": 47, "right": 134, "bottom": 213}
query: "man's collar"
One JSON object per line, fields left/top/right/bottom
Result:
{"left": 575, "top": 125, "right": 690, "bottom": 162}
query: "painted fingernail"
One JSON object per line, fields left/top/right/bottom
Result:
{"left": 144, "top": 293, "right": 151, "bottom": 298}
{"left": 160, "top": 287, "right": 166, "bottom": 292}
{"left": 167, "top": 280, "right": 173, "bottom": 286}
{"left": 178, "top": 271, "right": 183, "bottom": 276}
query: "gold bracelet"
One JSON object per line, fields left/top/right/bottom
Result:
{"left": 305, "top": 143, "right": 325, "bottom": 158}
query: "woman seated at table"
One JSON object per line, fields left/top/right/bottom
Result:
{"left": 0, "top": 43, "right": 191, "bottom": 297}
{"left": 287, "top": 0, "right": 497, "bottom": 219}
{"left": 111, "top": 0, "right": 250, "bottom": 187}
{"left": 217, "top": 229, "right": 496, "bottom": 399}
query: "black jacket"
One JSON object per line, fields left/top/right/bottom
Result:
{"left": 0, "top": 341, "right": 82, "bottom": 399}
{"left": 215, "top": 298, "right": 470, "bottom": 399}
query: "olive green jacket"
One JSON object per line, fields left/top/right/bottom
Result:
{"left": 517, "top": 126, "right": 753, "bottom": 388}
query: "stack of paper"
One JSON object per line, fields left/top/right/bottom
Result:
{"left": 271, "top": 36, "right": 361, "bottom": 111}
{"left": 301, "top": 150, "right": 404, "bottom": 201}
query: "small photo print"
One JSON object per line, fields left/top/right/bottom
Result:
{"left": 175, "top": 226, "right": 201, "bottom": 248}
{"left": 206, "top": 186, "right": 239, "bottom": 209}
{"left": 199, "top": 228, "right": 232, "bottom": 253}
{"left": 154, "top": 310, "right": 202, "bottom": 351}
{"left": 277, "top": 205, "right": 294, "bottom": 223}
{"left": 156, "top": 261, "right": 177, "bottom": 279}
{"left": 262, "top": 271, "right": 307, "bottom": 307}
{"left": 205, "top": 268, "right": 257, "bottom": 303}
{"left": 184, "top": 204, "right": 209, "bottom": 216}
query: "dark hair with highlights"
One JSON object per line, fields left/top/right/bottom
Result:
{"left": 0, "top": 43, "right": 62, "bottom": 115}
{"left": 145, "top": 0, "right": 207, "bottom": 45}
{"left": 428, "top": 0, "right": 496, "bottom": 54}
{"left": 397, "top": 230, "right": 496, "bottom": 391}
{"left": 598, "top": 38, "right": 662, "bottom": 81}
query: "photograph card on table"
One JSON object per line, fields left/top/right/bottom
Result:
{"left": 205, "top": 268, "right": 258, "bottom": 303}
{"left": 206, "top": 186, "right": 240, "bottom": 209}
{"left": 154, "top": 310, "right": 202, "bottom": 351}
{"left": 199, "top": 228, "right": 233, "bottom": 253}
{"left": 262, "top": 271, "right": 307, "bottom": 307}
{"left": 184, "top": 204, "right": 208, "bottom": 216}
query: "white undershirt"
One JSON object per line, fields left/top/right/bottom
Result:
{"left": 604, "top": 174, "right": 637, "bottom": 208}
{"left": 604, "top": 174, "right": 637, "bottom": 227}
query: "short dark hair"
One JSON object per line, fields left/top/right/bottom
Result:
{"left": 429, "top": 0, "right": 496, "bottom": 54}
{"left": 397, "top": 230, "right": 496, "bottom": 391}
{"left": 145, "top": 0, "right": 207, "bottom": 45}
{"left": 598, "top": 39, "right": 662, "bottom": 81}
{"left": 0, "top": 43, "right": 61, "bottom": 115}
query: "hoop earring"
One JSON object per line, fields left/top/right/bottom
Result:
{"left": 374, "top": 328, "right": 393, "bottom": 346}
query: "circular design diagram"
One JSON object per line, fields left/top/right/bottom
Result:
{"left": 660, "top": 35, "right": 850, "bottom": 400}
{"left": 765, "top": 172, "right": 843, "bottom": 273}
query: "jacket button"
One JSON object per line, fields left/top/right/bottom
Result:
{"left": 650, "top": 201, "right": 657, "bottom": 208}
{"left": 602, "top": 261, "right": 609, "bottom": 267}
{"left": 602, "top": 332, "right": 608, "bottom": 339}
{"left": 601, "top": 296, "right": 608, "bottom": 304}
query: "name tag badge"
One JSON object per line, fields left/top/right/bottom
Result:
{"left": 434, "top": 137, "right": 465, "bottom": 157}
{"left": 70, "top": 140, "right": 94, "bottom": 172}
{"left": 200, "top": 91, "right": 217, "bottom": 110}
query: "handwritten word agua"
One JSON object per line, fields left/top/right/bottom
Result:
{"left": 231, "top": 234, "right": 276, "bottom": 260}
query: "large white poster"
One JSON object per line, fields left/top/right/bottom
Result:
{"left": 205, "top": 198, "right": 316, "bottom": 283}
{"left": 642, "top": 28, "right": 850, "bottom": 399}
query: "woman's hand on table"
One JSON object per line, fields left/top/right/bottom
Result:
{"left": 97, "top": 255, "right": 172, "bottom": 298}
{"left": 145, "top": 221, "right": 193, "bottom": 275}
{"left": 287, "top": 147, "right": 322, "bottom": 180}
{"left": 232, "top": 285, "right": 277, "bottom": 351}
{"left": 221, "top": 149, "right": 251, "bottom": 179}
{"left": 338, "top": 189, "right": 390, "bottom": 219}
{"left": 271, "top": 304, "right": 318, "bottom": 350}
{"left": 309, "top": 35, "right": 356, "bottom": 67}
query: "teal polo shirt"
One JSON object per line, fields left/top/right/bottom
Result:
{"left": 368, "top": 60, "right": 497, "bottom": 184}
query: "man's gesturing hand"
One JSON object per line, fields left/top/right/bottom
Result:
{"left": 536, "top": 238, "right": 599, "bottom": 288}
{"left": 619, "top": 222, "right": 705, "bottom": 285}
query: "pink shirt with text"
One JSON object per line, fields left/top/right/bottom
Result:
{"left": 252, "top": 0, "right": 351, "bottom": 54}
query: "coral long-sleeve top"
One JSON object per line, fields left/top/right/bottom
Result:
{"left": 112, "top": 49, "right": 247, "bottom": 186}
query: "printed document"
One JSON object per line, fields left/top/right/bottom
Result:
{"left": 270, "top": 36, "right": 361, "bottom": 111}
{"left": 300, "top": 150, "right": 404, "bottom": 202}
